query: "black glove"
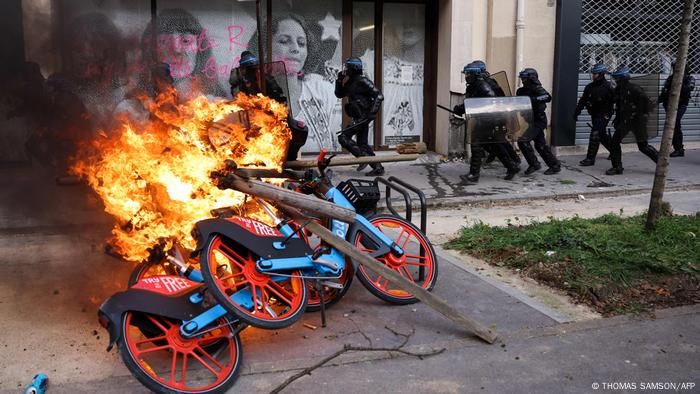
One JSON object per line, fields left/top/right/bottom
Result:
{"left": 337, "top": 70, "right": 346, "bottom": 80}
{"left": 453, "top": 104, "right": 465, "bottom": 116}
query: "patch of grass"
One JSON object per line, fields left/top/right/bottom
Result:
{"left": 446, "top": 213, "right": 700, "bottom": 315}
{"left": 559, "top": 179, "right": 577, "bottom": 185}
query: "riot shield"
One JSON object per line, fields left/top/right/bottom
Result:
{"left": 462, "top": 96, "right": 533, "bottom": 144}
{"left": 490, "top": 71, "right": 512, "bottom": 96}
{"left": 627, "top": 73, "right": 660, "bottom": 143}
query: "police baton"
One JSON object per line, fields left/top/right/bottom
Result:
{"left": 437, "top": 104, "right": 457, "bottom": 114}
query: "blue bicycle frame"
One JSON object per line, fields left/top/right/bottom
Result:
{"left": 172, "top": 184, "right": 403, "bottom": 339}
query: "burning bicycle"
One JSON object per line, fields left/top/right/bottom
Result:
{"left": 95, "top": 149, "right": 437, "bottom": 393}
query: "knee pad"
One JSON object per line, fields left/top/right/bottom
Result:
{"left": 338, "top": 134, "right": 354, "bottom": 149}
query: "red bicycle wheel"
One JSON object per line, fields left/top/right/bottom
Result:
{"left": 353, "top": 215, "right": 438, "bottom": 304}
{"left": 118, "top": 312, "right": 241, "bottom": 394}
{"left": 200, "top": 235, "right": 307, "bottom": 329}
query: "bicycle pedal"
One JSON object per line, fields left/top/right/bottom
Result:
{"left": 319, "top": 281, "right": 343, "bottom": 290}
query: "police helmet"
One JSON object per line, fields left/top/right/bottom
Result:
{"left": 462, "top": 60, "right": 486, "bottom": 82}
{"left": 344, "top": 57, "right": 363, "bottom": 74}
{"left": 611, "top": 66, "right": 630, "bottom": 80}
{"left": 591, "top": 64, "right": 607, "bottom": 74}
{"left": 518, "top": 67, "right": 539, "bottom": 84}
{"left": 239, "top": 51, "right": 259, "bottom": 67}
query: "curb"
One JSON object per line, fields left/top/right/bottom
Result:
{"left": 378, "top": 183, "right": 700, "bottom": 212}
{"left": 434, "top": 246, "right": 573, "bottom": 324}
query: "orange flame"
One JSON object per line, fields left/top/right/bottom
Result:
{"left": 72, "top": 91, "right": 290, "bottom": 261}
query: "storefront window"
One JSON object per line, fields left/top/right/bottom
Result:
{"left": 271, "top": 0, "right": 344, "bottom": 152}
{"left": 380, "top": 2, "right": 425, "bottom": 146}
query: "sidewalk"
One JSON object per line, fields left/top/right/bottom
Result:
{"left": 329, "top": 148, "right": 700, "bottom": 209}
{"left": 1, "top": 149, "right": 698, "bottom": 232}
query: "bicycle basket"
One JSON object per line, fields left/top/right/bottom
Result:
{"left": 337, "top": 179, "right": 380, "bottom": 215}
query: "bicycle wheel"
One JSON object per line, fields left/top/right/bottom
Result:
{"left": 127, "top": 261, "right": 179, "bottom": 288}
{"left": 118, "top": 312, "right": 241, "bottom": 394}
{"left": 352, "top": 214, "right": 438, "bottom": 304}
{"left": 305, "top": 262, "right": 354, "bottom": 312}
{"left": 200, "top": 235, "right": 307, "bottom": 329}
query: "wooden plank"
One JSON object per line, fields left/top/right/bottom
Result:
{"left": 284, "top": 154, "right": 418, "bottom": 169}
{"left": 279, "top": 203, "right": 498, "bottom": 344}
{"left": 223, "top": 174, "right": 357, "bottom": 223}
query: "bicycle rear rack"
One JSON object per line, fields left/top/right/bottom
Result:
{"left": 374, "top": 176, "right": 428, "bottom": 280}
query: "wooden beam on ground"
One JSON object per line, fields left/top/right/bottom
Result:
{"left": 279, "top": 203, "right": 498, "bottom": 344}
{"left": 284, "top": 154, "right": 418, "bottom": 170}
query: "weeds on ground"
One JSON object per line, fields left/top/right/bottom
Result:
{"left": 446, "top": 212, "right": 700, "bottom": 315}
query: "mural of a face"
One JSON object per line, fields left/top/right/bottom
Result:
{"left": 158, "top": 33, "right": 198, "bottom": 79}
{"left": 272, "top": 18, "right": 308, "bottom": 75}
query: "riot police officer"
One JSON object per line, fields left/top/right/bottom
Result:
{"left": 473, "top": 60, "right": 522, "bottom": 167}
{"left": 230, "top": 51, "right": 308, "bottom": 161}
{"left": 516, "top": 68, "right": 560, "bottom": 175}
{"left": 606, "top": 66, "right": 658, "bottom": 175}
{"left": 453, "top": 61, "right": 520, "bottom": 182}
{"left": 574, "top": 64, "right": 615, "bottom": 166}
{"left": 659, "top": 62, "right": 695, "bottom": 157}
{"left": 335, "top": 57, "right": 385, "bottom": 176}
{"left": 230, "top": 51, "right": 287, "bottom": 101}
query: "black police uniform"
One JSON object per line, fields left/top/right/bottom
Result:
{"left": 516, "top": 82, "right": 560, "bottom": 173}
{"left": 454, "top": 77, "right": 520, "bottom": 181}
{"left": 608, "top": 78, "right": 658, "bottom": 173}
{"left": 334, "top": 70, "right": 384, "bottom": 174}
{"left": 659, "top": 71, "right": 696, "bottom": 155}
{"left": 574, "top": 76, "right": 615, "bottom": 165}
{"left": 230, "top": 57, "right": 308, "bottom": 161}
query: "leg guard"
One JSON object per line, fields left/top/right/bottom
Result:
{"left": 637, "top": 141, "right": 658, "bottom": 163}
{"left": 583, "top": 130, "right": 601, "bottom": 163}
{"left": 469, "top": 144, "right": 485, "bottom": 176}
{"left": 338, "top": 133, "right": 365, "bottom": 158}
{"left": 534, "top": 141, "right": 559, "bottom": 169}
{"left": 517, "top": 140, "right": 540, "bottom": 167}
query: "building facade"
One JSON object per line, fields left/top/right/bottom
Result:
{"left": 0, "top": 0, "right": 696, "bottom": 162}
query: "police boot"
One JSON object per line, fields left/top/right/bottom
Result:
{"left": 365, "top": 163, "right": 384, "bottom": 177}
{"left": 461, "top": 161, "right": 481, "bottom": 183}
{"left": 605, "top": 152, "right": 624, "bottom": 175}
{"left": 504, "top": 158, "right": 521, "bottom": 180}
{"left": 579, "top": 131, "right": 600, "bottom": 166}
{"left": 670, "top": 149, "right": 685, "bottom": 157}
{"left": 504, "top": 166, "right": 520, "bottom": 180}
{"left": 460, "top": 173, "right": 480, "bottom": 183}
{"left": 537, "top": 146, "right": 561, "bottom": 175}
{"left": 517, "top": 141, "right": 540, "bottom": 175}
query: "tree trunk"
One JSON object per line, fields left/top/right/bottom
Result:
{"left": 646, "top": 0, "right": 695, "bottom": 230}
